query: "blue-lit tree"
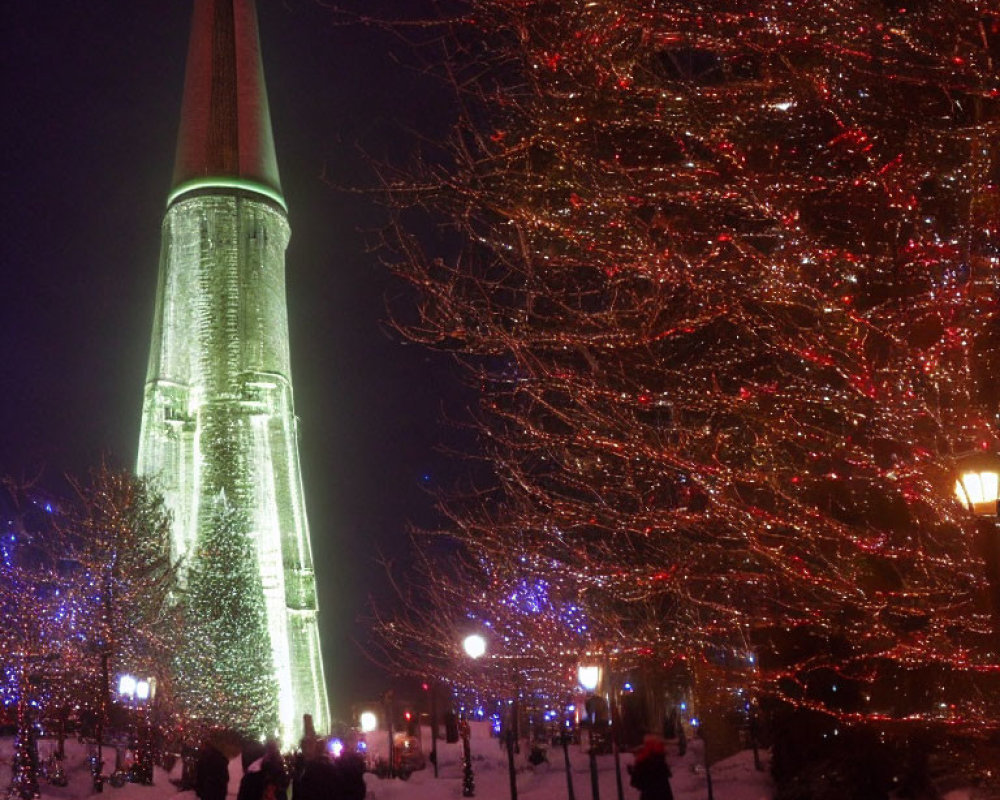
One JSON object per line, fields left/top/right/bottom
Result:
{"left": 1, "top": 484, "right": 77, "bottom": 797}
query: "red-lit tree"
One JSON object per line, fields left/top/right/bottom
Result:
{"left": 375, "top": 0, "right": 999, "bottom": 788}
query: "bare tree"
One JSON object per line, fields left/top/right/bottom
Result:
{"left": 372, "top": 0, "right": 1000, "bottom": 786}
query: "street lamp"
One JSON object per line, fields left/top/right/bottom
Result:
{"left": 118, "top": 675, "right": 137, "bottom": 701}
{"left": 463, "top": 633, "right": 487, "bottom": 660}
{"left": 578, "top": 665, "right": 601, "bottom": 693}
{"left": 117, "top": 673, "right": 156, "bottom": 707}
{"left": 117, "top": 674, "right": 156, "bottom": 785}
{"left": 578, "top": 657, "right": 626, "bottom": 800}
{"left": 578, "top": 662, "right": 604, "bottom": 800}
{"left": 135, "top": 679, "right": 152, "bottom": 703}
{"left": 955, "top": 452, "right": 1000, "bottom": 641}
{"left": 359, "top": 711, "right": 378, "bottom": 733}
{"left": 955, "top": 454, "right": 1000, "bottom": 516}
{"left": 460, "top": 634, "right": 486, "bottom": 798}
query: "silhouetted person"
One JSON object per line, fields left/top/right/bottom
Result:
{"left": 238, "top": 741, "right": 287, "bottom": 800}
{"left": 628, "top": 734, "right": 674, "bottom": 800}
{"left": 293, "top": 739, "right": 339, "bottom": 800}
{"left": 335, "top": 751, "right": 366, "bottom": 800}
{"left": 195, "top": 738, "right": 229, "bottom": 800}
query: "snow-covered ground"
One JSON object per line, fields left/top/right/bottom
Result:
{"left": 2, "top": 724, "right": 773, "bottom": 800}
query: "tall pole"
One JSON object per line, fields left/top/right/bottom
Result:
{"left": 703, "top": 730, "right": 715, "bottom": 800}
{"left": 505, "top": 722, "right": 519, "bottom": 800}
{"left": 461, "top": 716, "right": 475, "bottom": 797}
{"left": 975, "top": 517, "right": 1000, "bottom": 645}
{"left": 561, "top": 728, "right": 577, "bottom": 800}
{"left": 605, "top": 658, "right": 624, "bottom": 800}
{"left": 505, "top": 682, "right": 519, "bottom": 800}
{"left": 93, "top": 649, "right": 108, "bottom": 792}
{"left": 578, "top": 661, "right": 601, "bottom": 800}
{"left": 461, "top": 633, "right": 489, "bottom": 794}
{"left": 749, "top": 697, "right": 762, "bottom": 772}
{"left": 588, "top": 743, "right": 600, "bottom": 800}
{"left": 384, "top": 691, "right": 395, "bottom": 779}
{"left": 429, "top": 683, "right": 439, "bottom": 778}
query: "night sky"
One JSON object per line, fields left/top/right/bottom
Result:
{"left": 1, "top": 1, "right": 466, "bottom": 718}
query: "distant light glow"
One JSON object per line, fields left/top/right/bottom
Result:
{"left": 955, "top": 470, "right": 999, "bottom": 515}
{"left": 463, "top": 633, "right": 487, "bottom": 659}
{"left": 578, "top": 664, "right": 600, "bottom": 691}
{"left": 359, "top": 711, "right": 378, "bottom": 733}
{"left": 118, "top": 675, "right": 137, "bottom": 697}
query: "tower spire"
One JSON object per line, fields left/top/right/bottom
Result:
{"left": 171, "top": 0, "right": 283, "bottom": 207}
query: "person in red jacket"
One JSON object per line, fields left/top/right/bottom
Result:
{"left": 628, "top": 734, "right": 674, "bottom": 800}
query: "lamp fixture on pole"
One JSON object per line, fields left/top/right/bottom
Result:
{"left": 955, "top": 454, "right": 1000, "bottom": 516}
{"left": 460, "top": 633, "right": 486, "bottom": 797}
{"left": 954, "top": 451, "right": 1000, "bottom": 643}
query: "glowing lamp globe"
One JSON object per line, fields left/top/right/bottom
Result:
{"left": 136, "top": 680, "right": 151, "bottom": 701}
{"left": 118, "top": 675, "right": 137, "bottom": 698}
{"left": 359, "top": 711, "right": 378, "bottom": 733}
{"left": 955, "top": 454, "right": 1000, "bottom": 517}
{"left": 463, "top": 634, "right": 487, "bottom": 660}
{"left": 578, "top": 664, "right": 600, "bottom": 692}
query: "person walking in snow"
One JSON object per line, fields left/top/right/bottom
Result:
{"left": 628, "top": 734, "right": 674, "bottom": 800}
{"left": 194, "top": 736, "right": 229, "bottom": 800}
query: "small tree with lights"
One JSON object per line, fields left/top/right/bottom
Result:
{"left": 174, "top": 491, "right": 278, "bottom": 738}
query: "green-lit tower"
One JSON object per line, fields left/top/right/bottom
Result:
{"left": 137, "top": 0, "right": 329, "bottom": 743}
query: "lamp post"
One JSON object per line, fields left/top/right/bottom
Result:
{"left": 423, "top": 681, "right": 439, "bottom": 778}
{"left": 955, "top": 452, "right": 1000, "bottom": 642}
{"left": 503, "top": 688, "right": 519, "bottom": 800}
{"left": 604, "top": 659, "right": 625, "bottom": 800}
{"left": 358, "top": 710, "right": 378, "bottom": 773}
{"left": 381, "top": 690, "right": 395, "bottom": 779}
{"left": 461, "top": 634, "right": 486, "bottom": 798}
{"left": 578, "top": 662, "right": 602, "bottom": 800}
{"left": 559, "top": 710, "right": 577, "bottom": 800}
{"left": 117, "top": 674, "right": 156, "bottom": 785}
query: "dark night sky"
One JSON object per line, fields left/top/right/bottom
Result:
{"left": 1, "top": 1, "right": 466, "bottom": 718}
